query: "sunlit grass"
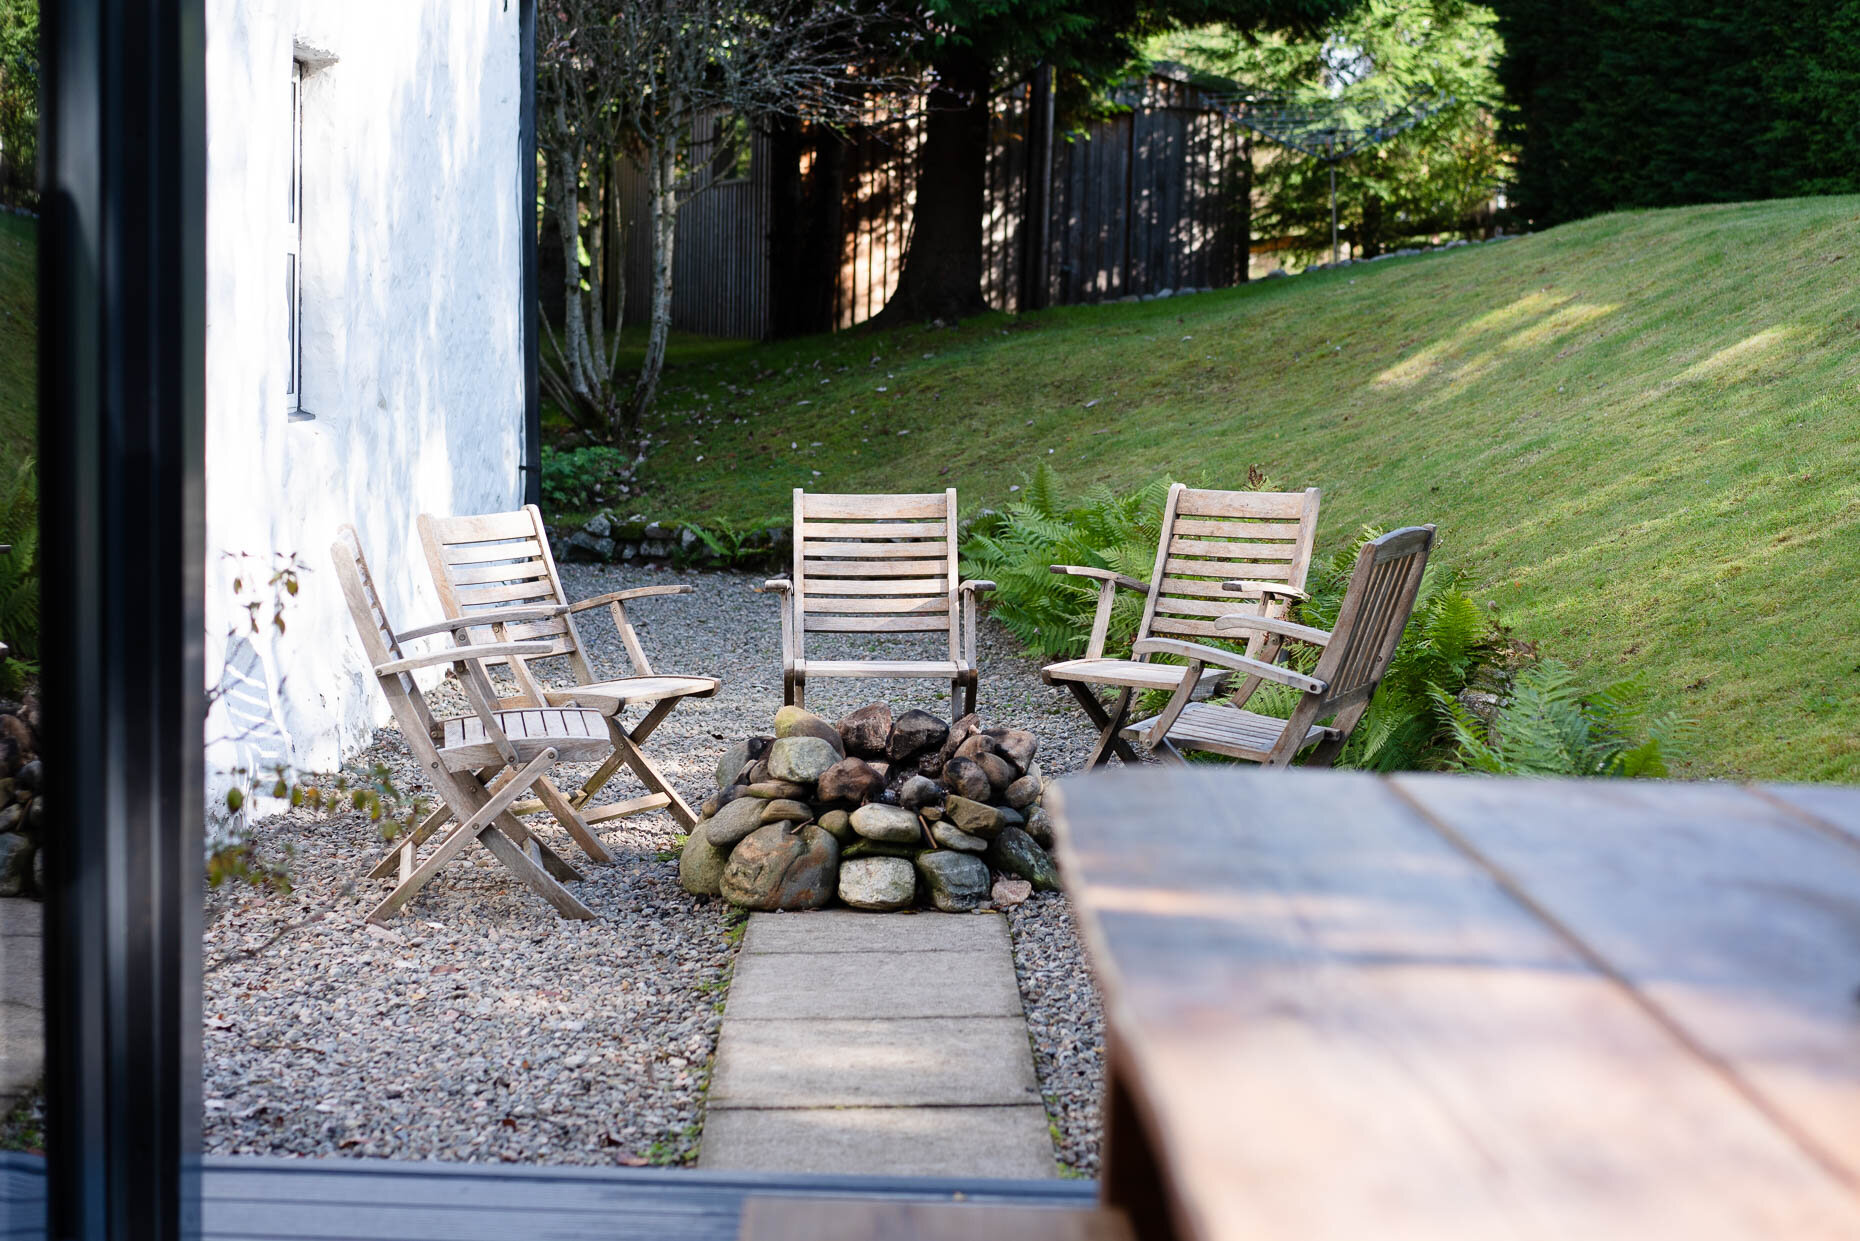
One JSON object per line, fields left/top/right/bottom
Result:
{"left": 623, "top": 197, "right": 1860, "bottom": 783}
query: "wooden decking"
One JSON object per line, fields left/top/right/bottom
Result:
{"left": 0, "top": 1153, "right": 1096, "bottom": 1240}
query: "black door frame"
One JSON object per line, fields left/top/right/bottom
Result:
{"left": 39, "top": 0, "right": 207, "bottom": 1236}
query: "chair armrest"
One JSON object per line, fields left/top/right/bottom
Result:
{"left": 566, "top": 584, "right": 694, "bottom": 613}
{"left": 1213, "top": 614, "right": 1332, "bottom": 647}
{"left": 394, "top": 606, "right": 566, "bottom": 642}
{"left": 373, "top": 640, "right": 557, "bottom": 678}
{"left": 757, "top": 578, "right": 793, "bottom": 594}
{"left": 1222, "top": 579, "right": 1309, "bottom": 601}
{"left": 1050, "top": 564, "right": 1148, "bottom": 594}
{"left": 959, "top": 579, "right": 997, "bottom": 594}
{"left": 1131, "top": 638, "right": 1328, "bottom": 695}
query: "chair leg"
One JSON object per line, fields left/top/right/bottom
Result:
{"left": 367, "top": 799, "right": 453, "bottom": 880}
{"left": 367, "top": 750, "right": 568, "bottom": 924}
{"left": 532, "top": 774, "right": 613, "bottom": 864}
{"left": 1058, "top": 681, "right": 1141, "bottom": 768}
{"left": 605, "top": 716, "right": 702, "bottom": 828}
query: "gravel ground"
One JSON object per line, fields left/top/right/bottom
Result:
{"left": 203, "top": 563, "right": 1121, "bottom": 1173}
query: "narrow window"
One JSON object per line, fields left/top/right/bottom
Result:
{"left": 286, "top": 60, "right": 308, "bottom": 421}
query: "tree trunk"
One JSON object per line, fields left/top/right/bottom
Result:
{"left": 555, "top": 141, "right": 596, "bottom": 396}
{"left": 1361, "top": 192, "right": 1384, "bottom": 258}
{"left": 629, "top": 140, "right": 680, "bottom": 431}
{"left": 872, "top": 47, "right": 991, "bottom": 325}
{"left": 601, "top": 151, "right": 624, "bottom": 335}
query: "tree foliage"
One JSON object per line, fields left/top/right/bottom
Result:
{"left": 1152, "top": 0, "right": 1505, "bottom": 262}
{"left": 538, "top": 0, "right": 913, "bottom": 441}
{"left": 0, "top": 0, "right": 37, "bottom": 208}
{"left": 1492, "top": 0, "right": 1860, "bottom": 226}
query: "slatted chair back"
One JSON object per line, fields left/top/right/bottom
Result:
{"left": 1135, "top": 483, "right": 1322, "bottom": 657}
{"left": 419, "top": 505, "right": 593, "bottom": 704}
{"left": 1278, "top": 525, "right": 1435, "bottom": 765}
{"left": 790, "top": 489, "right": 962, "bottom": 666}
{"left": 332, "top": 525, "right": 440, "bottom": 747}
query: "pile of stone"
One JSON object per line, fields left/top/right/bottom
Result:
{"left": 679, "top": 703, "right": 1060, "bottom": 914}
{"left": 0, "top": 696, "right": 42, "bottom": 898}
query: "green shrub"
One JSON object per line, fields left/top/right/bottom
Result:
{"left": 541, "top": 444, "right": 635, "bottom": 515}
{"left": 962, "top": 464, "right": 1170, "bottom": 660}
{"left": 1436, "top": 661, "right": 1680, "bottom": 777}
{"left": 0, "top": 456, "right": 36, "bottom": 687}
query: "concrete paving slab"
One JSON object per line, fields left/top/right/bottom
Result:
{"left": 0, "top": 934, "right": 38, "bottom": 1007}
{"left": 741, "top": 909, "right": 1009, "bottom": 956}
{"left": 0, "top": 898, "right": 40, "bottom": 939}
{"left": 0, "top": 1001, "right": 43, "bottom": 1105}
{"left": 726, "top": 949, "right": 1024, "bottom": 1020}
{"left": 698, "top": 1104, "right": 1056, "bottom": 1178}
{"left": 709, "top": 1016, "right": 1040, "bottom": 1108}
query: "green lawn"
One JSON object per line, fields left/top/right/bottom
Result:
{"left": 0, "top": 213, "right": 32, "bottom": 460}
{"left": 627, "top": 197, "right": 1860, "bottom": 783}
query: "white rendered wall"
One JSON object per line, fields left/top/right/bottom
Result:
{"left": 202, "top": 0, "right": 526, "bottom": 794}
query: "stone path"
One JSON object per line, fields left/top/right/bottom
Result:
{"left": 698, "top": 909, "right": 1056, "bottom": 1179}
{"left": 0, "top": 898, "right": 41, "bottom": 1115}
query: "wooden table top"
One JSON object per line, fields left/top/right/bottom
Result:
{"left": 1048, "top": 770, "right": 1860, "bottom": 1241}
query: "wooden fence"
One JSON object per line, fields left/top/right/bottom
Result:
{"left": 618, "top": 72, "right": 1252, "bottom": 339}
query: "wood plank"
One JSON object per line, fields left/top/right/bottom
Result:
{"left": 797, "top": 521, "right": 949, "bottom": 539}
{"left": 800, "top": 494, "right": 948, "bottom": 519}
{"left": 800, "top": 578, "right": 949, "bottom": 596}
{"left": 1150, "top": 596, "right": 1254, "bottom": 620}
{"left": 1164, "top": 539, "right": 1297, "bottom": 561}
{"left": 801, "top": 541, "right": 951, "bottom": 559}
{"left": 804, "top": 615, "right": 950, "bottom": 633}
{"left": 1049, "top": 768, "right": 1860, "bottom": 1241}
{"left": 455, "top": 579, "right": 559, "bottom": 606}
{"left": 442, "top": 537, "right": 545, "bottom": 566}
{"left": 796, "top": 659, "right": 964, "bottom": 677}
{"left": 1144, "top": 617, "right": 1225, "bottom": 640}
{"left": 1393, "top": 773, "right": 1860, "bottom": 1190}
{"left": 1755, "top": 782, "right": 1860, "bottom": 849}
{"left": 802, "top": 559, "right": 949, "bottom": 578}
{"left": 1173, "top": 489, "right": 1307, "bottom": 519}
{"left": 428, "top": 511, "right": 538, "bottom": 542}
{"left": 738, "top": 1198, "right": 1133, "bottom": 1241}
{"left": 447, "top": 558, "right": 553, "bottom": 587}
{"left": 1160, "top": 558, "right": 1292, "bottom": 580}
{"left": 1159, "top": 577, "right": 1271, "bottom": 600}
{"left": 1169, "top": 520, "right": 1301, "bottom": 540}
{"left": 802, "top": 596, "right": 951, "bottom": 615}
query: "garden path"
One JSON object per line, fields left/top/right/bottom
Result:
{"left": 0, "top": 897, "right": 40, "bottom": 1117}
{"left": 697, "top": 908, "right": 1056, "bottom": 1178}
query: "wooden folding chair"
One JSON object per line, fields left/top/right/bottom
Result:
{"left": 418, "top": 506, "right": 719, "bottom": 834}
{"left": 1041, "top": 483, "right": 1321, "bottom": 767}
{"left": 1124, "top": 525, "right": 1436, "bottom": 767}
{"left": 332, "top": 527, "right": 598, "bottom": 923}
{"left": 757, "top": 489, "right": 995, "bottom": 714}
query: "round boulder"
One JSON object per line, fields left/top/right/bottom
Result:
{"left": 774, "top": 706, "right": 846, "bottom": 754}
{"left": 849, "top": 803, "right": 926, "bottom": 845}
{"left": 916, "top": 850, "right": 990, "bottom": 913}
{"left": 838, "top": 856, "right": 917, "bottom": 911}
{"left": 835, "top": 703, "right": 894, "bottom": 758}
{"left": 703, "top": 796, "right": 767, "bottom": 847}
{"left": 943, "top": 756, "right": 992, "bottom": 803}
{"left": 817, "top": 808, "right": 858, "bottom": 845}
{"left": 767, "top": 735, "right": 841, "bottom": 785}
{"left": 1004, "top": 774, "right": 1042, "bottom": 809}
{"left": 678, "top": 828, "right": 732, "bottom": 897}
{"left": 817, "top": 757, "right": 887, "bottom": 805}
{"left": 976, "top": 752, "right": 1017, "bottom": 794}
{"left": 943, "top": 794, "right": 1005, "bottom": 839}
{"left": 887, "top": 709, "right": 949, "bottom": 762}
{"left": 722, "top": 822, "right": 839, "bottom": 911}
{"left": 897, "top": 774, "right": 946, "bottom": 814}
{"left": 985, "top": 825, "right": 1060, "bottom": 892}
{"left": 928, "top": 819, "right": 987, "bottom": 853}
{"left": 759, "top": 798, "right": 814, "bottom": 825}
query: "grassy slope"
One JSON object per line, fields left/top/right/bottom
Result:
{"left": 0, "top": 214, "right": 32, "bottom": 460}
{"left": 627, "top": 197, "right": 1860, "bottom": 783}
